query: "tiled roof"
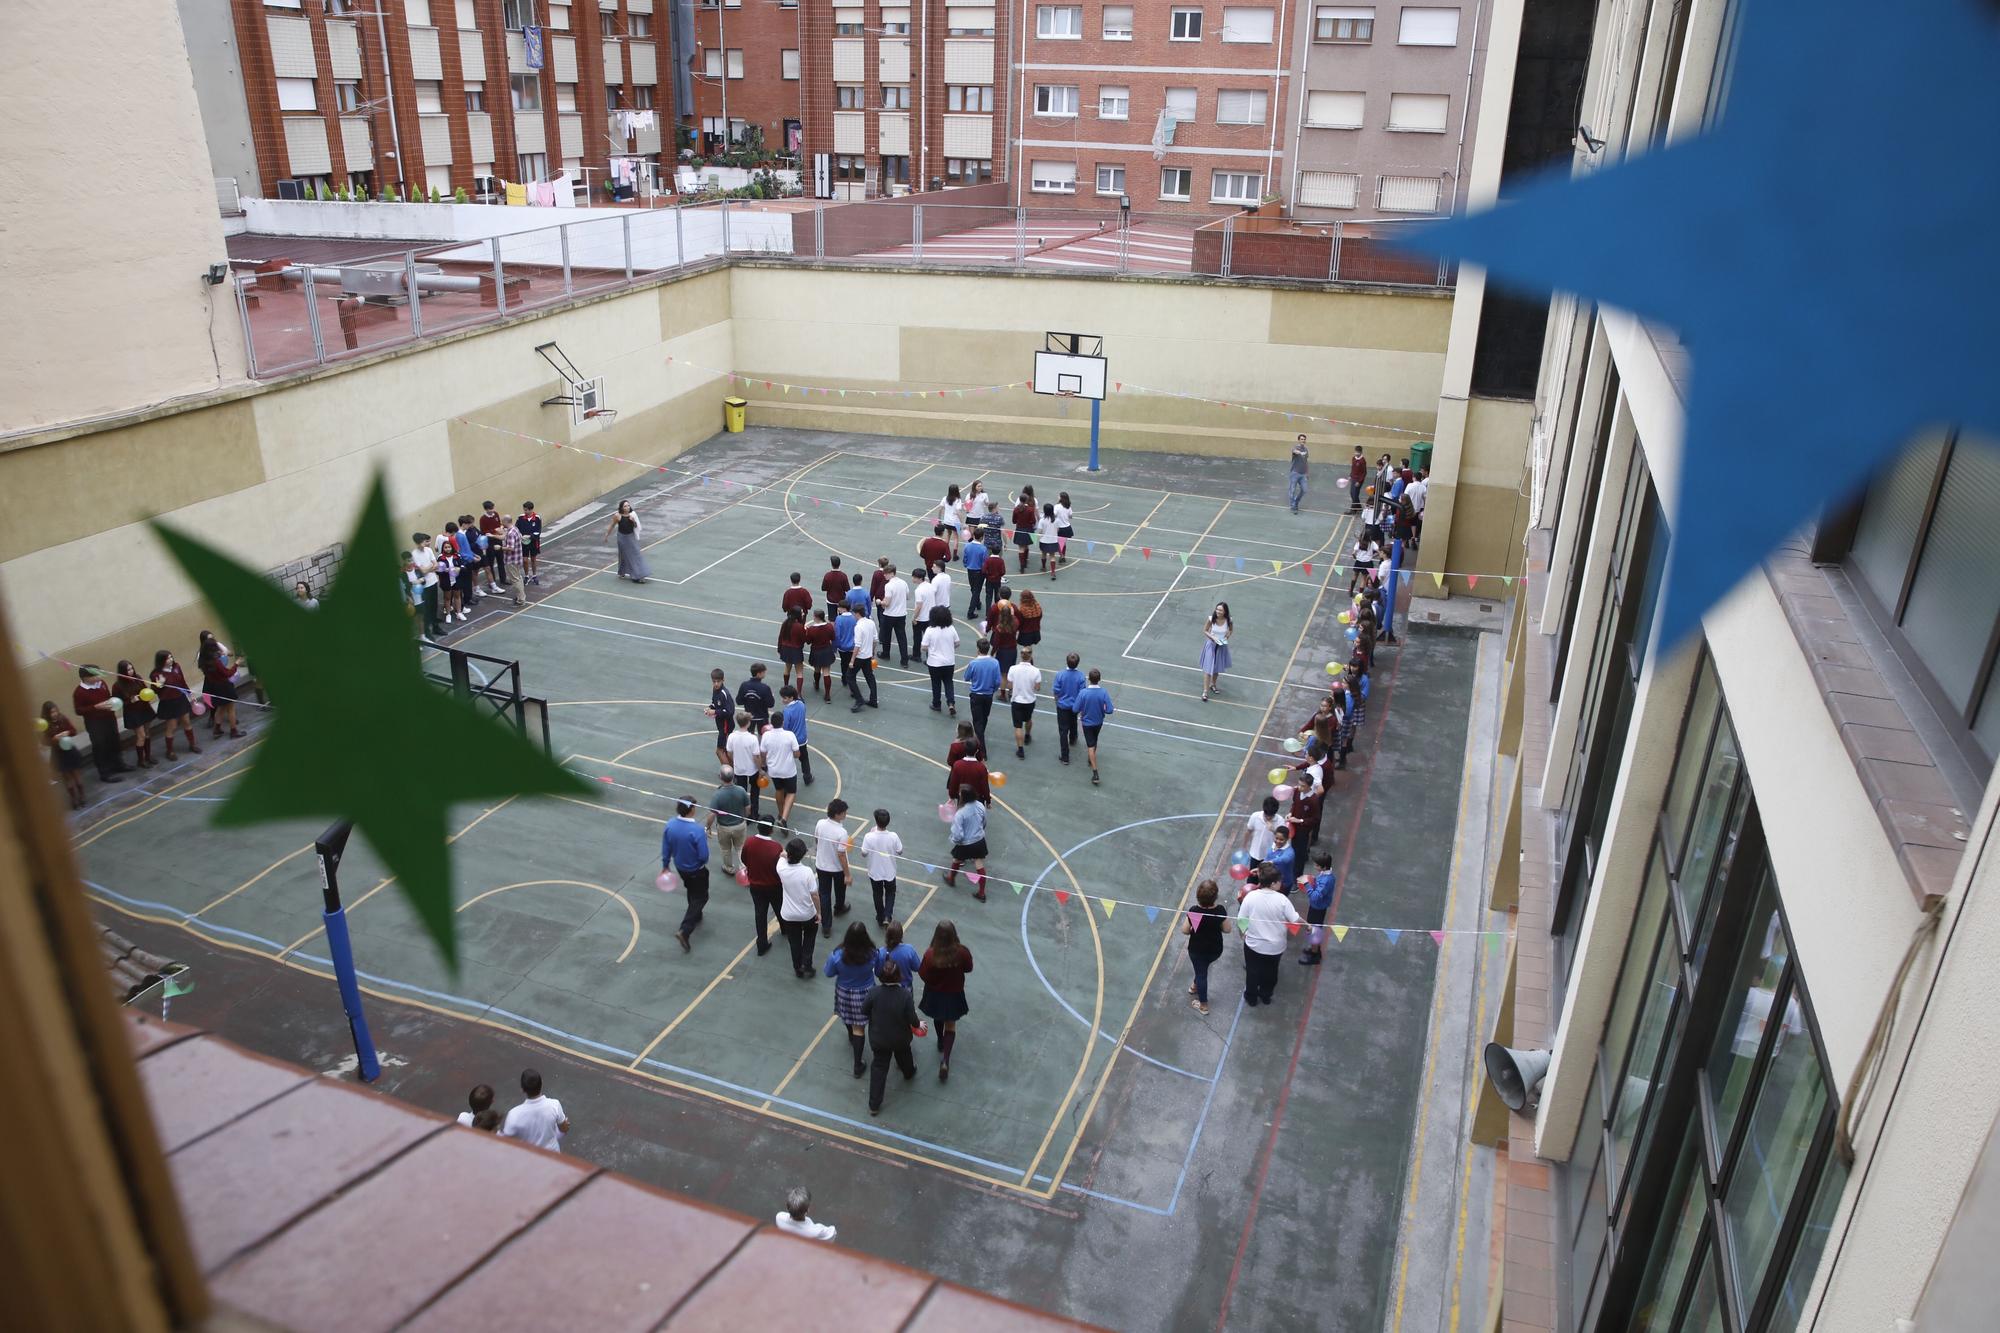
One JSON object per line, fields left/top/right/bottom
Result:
{"left": 126, "top": 1014, "right": 1090, "bottom": 1333}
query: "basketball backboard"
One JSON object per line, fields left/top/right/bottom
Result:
{"left": 1033, "top": 331, "right": 1106, "bottom": 400}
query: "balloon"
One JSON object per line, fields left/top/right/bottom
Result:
{"left": 1267, "top": 767, "right": 1285, "bottom": 784}
{"left": 1325, "top": 662, "right": 1341, "bottom": 675}
{"left": 735, "top": 865, "right": 751, "bottom": 886}
{"left": 1228, "top": 863, "right": 1250, "bottom": 880}
{"left": 1337, "top": 611, "right": 1351, "bottom": 625}
{"left": 938, "top": 801, "right": 956, "bottom": 823}
{"left": 59, "top": 736, "right": 76, "bottom": 751}
{"left": 757, "top": 775, "right": 770, "bottom": 788}
{"left": 1282, "top": 737, "right": 1304, "bottom": 753}
{"left": 1345, "top": 627, "right": 1359, "bottom": 641}
{"left": 192, "top": 697, "right": 208, "bottom": 716}
{"left": 34, "top": 718, "right": 48, "bottom": 733}
{"left": 138, "top": 688, "right": 157, "bottom": 703}
{"left": 107, "top": 695, "right": 124, "bottom": 710}
{"left": 990, "top": 771, "right": 1007, "bottom": 789}
{"left": 655, "top": 869, "right": 681, "bottom": 894}
{"left": 1230, "top": 849, "right": 1251, "bottom": 867}
{"left": 1274, "top": 784, "right": 1295, "bottom": 802}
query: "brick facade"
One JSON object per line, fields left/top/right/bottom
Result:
{"left": 687, "top": 0, "right": 806, "bottom": 157}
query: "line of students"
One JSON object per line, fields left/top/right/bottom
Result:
{"left": 406, "top": 499, "right": 543, "bottom": 638}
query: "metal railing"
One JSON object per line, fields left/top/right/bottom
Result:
{"left": 231, "top": 201, "right": 1453, "bottom": 379}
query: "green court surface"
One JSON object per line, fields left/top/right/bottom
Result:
{"left": 79, "top": 430, "right": 1363, "bottom": 1201}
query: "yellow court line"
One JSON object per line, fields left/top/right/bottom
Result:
{"left": 862, "top": 459, "right": 937, "bottom": 511}
{"left": 458, "top": 879, "right": 641, "bottom": 964}
{"left": 193, "top": 842, "right": 315, "bottom": 918}
{"left": 1032, "top": 543, "right": 1342, "bottom": 1200}
{"left": 1446, "top": 934, "right": 1495, "bottom": 1333}
{"left": 1391, "top": 632, "right": 1491, "bottom": 1333}
{"left": 74, "top": 740, "right": 265, "bottom": 850}
{"left": 1107, "top": 494, "right": 1170, "bottom": 564}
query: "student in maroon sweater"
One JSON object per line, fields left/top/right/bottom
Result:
{"left": 782, "top": 572, "right": 814, "bottom": 618}
{"left": 820, "top": 558, "right": 851, "bottom": 618}
{"left": 917, "top": 921, "right": 974, "bottom": 1081}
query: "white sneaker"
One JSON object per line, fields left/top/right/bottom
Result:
{"left": 457, "top": 611, "right": 468, "bottom": 622}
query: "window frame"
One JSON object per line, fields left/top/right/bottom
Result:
{"left": 1036, "top": 4, "right": 1084, "bottom": 38}
{"left": 1034, "top": 83, "right": 1080, "bottom": 116}
{"left": 1029, "top": 159, "right": 1078, "bottom": 193}
{"left": 509, "top": 71, "right": 542, "bottom": 111}
{"left": 1209, "top": 169, "right": 1262, "bottom": 203}
{"left": 1159, "top": 166, "right": 1193, "bottom": 201}
{"left": 276, "top": 77, "right": 318, "bottom": 112}
{"left": 335, "top": 80, "right": 365, "bottom": 112}
{"left": 1314, "top": 5, "right": 1374, "bottom": 41}
{"left": 1101, "top": 4, "right": 1133, "bottom": 38}
{"left": 1098, "top": 85, "right": 1129, "bottom": 120}
{"left": 1095, "top": 163, "right": 1126, "bottom": 196}
{"left": 1214, "top": 89, "right": 1268, "bottom": 125}
{"left": 1170, "top": 7, "right": 1204, "bottom": 40}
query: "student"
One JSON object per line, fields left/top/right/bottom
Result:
{"left": 928, "top": 563, "right": 956, "bottom": 627}
{"left": 1053, "top": 492, "right": 1075, "bottom": 568}
{"left": 981, "top": 546, "right": 1009, "bottom": 614}
{"left": 1300, "top": 852, "right": 1337, "bottom": 965}
{"left": 516, "top": 501, "right": 543, "bottom": 585}
{"left": 500, "top": 1069, "right": 570, "bottom": 1151}
{"left": 1036, "top": 503, "right": 1062, "bottom": 579}
{"left": 1016, "top": 589, "right": 1044, "bottom": 653}
{"left": 434, "top": 527, "right": 463, "bottom": 628}
{"left": 861, "top": 809, "right": 904, "bottom": 925}
{"left": 73, "top": 666, "right": 130, "bottom": 782}
{"left": 987, "top": 599, "right": 1018, "bottom": 674}
{"left": 1006, "top": 648, "right": 1042, "bottom": 760}
{"left": 114, "top": 660, "right": 156, "bottom": 769}
{"left": 40, "top": 701, "right": 86, "bottom": 808}
{"left": 150, "top": 650, "right": 200, "bottom": 758}
{"left": 1288, "top": 435, "right": 1310, "bottom": 514}
{"left": 922, "top": 606, "right": 962, "bottom": 715}
{"left": 702, "top": 667, "right": 734, "bottom": 770}
{"left": 876, "top": 919, "right": 923, "bottom": 1023}
{"left": 1288, "top": 771, "right": 1326, "bottom": 876}
{"left": 741, "top": 817, "right": 786, "bottom": 955}
{"left": 1076, "top": 668, "right": 1115, "bottom": 786}
{"left": 777, "top": 607, "right": 807, "bottom": 690}
{"left": 939, "top": 484, "right": 966, "bottom": 556}
{"left": 1255, "top": 826, "right": 1298, "bottom": 903}
{"left": 869, "top": 555, "right": 893, "bottom": 612}
{"left": 707, "top": 766, "right": 750, "bottom": 878}
{"left": 1348, "top": 447, "right": 1368, "bottom": 513}
{"left": 1240, "top": 878, "right": 1304, "bottom": 1007}
{"left": 819, "top": 556, "right": 850, "bottom": 619}
{"left": 824, "top": 920, "right": 879, "bottom": 1077}
{"left": 498, "top": 517, "right": 526, "bottom": 606}
{"left": 912, "top": 563, "right": 938, "bottom": 632}
{"left": 1008, "top": 488, "right": 1037, "bottom": 573}
{"left": 736, "top": 662, "right": 776, "bottom": 732}
{"left": 1349, "top": 534, "right": 1382, "bottom": 596}
{"left": 804, "top": 610, "right": 837, "bottom": 703}
{"left": 862, "top": 960, "right": 920, "bottom": 1114}
{"left": 661, "top": 796, "right": 712, "bottom": 952}
{"left": 456, "top": 1083, "right": 495, "bottom": 1127}
{"left": 813, "top": 799, "right": 853, "bottom": 932}
{"left": 918, "top": 523, "right": 951, "bottom": 577}
{"left": 411, "top": 532, "right": 443, "bottom": 636}
{"left": 944, "top": 786, "right": 989, "bottom": 900}
{"left": 834, "top": 603, "right": 860, "bottom": 701}
{"left": 847, "top": 610, "right": 880, "bottom": 713}
{"left": 1199, "top": 602, "right": 1233, "bottom": 702}
{"left": 725, "top": 709, "right": 765, "bottom": 819}
{"left": 776, "top": 1186, "right": 837, "bottom": 1241}
{"left": 962, "top": 532, "right": 990, "bottom": 616}
{"left": 1183, "top": 880, "right": 1232, "bottom": 1015}
{"left": 1241, "top": 795, "right": 1281, "bottom": 874}
{"left": 963, "top": 638, "right": 1003, "bottom": 750}
{"left": 877, "top": 562, "right": 912, "bottom": 666}
{"left": 782, "top": 571, "right": 815, "bottom": 619}
{"left": 779, "top": 682, "right": 815, "bottom": 787}
{"left": 917, "top": 920, "right": 973, "bottom": 1081}
{"left": 965, "top": 479, "right": 994, "bottom": 531}
{"left": 479, "top": 501, "right": 509, "bottom": 588}
{"left": 945, "top": 725, "right": 991, "bottom": 806}
{"left": 761, "top": 703, "right": 804, "bottom": 827}
{"left": 1051, "top": 652, "right": 1085, "bottom": 766}
{"left": 844, "top": 571, "right": 872, "bottom": 618}
{"left": 607, "top": 501, "right": 649, "bottom": 583}
{"left": 777, "top": 835, "right": 823, "bottom": 977}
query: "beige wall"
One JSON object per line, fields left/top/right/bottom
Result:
{"left": 0, "top": 3, "right": 245, "bottom": 436}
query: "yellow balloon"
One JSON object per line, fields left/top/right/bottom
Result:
{"left": 1267, "top": 767, "right": 1285, "bottom": 784}
{"left": 138, "top": 687, "right": 158, "bottom": 703}
{"left": 34, "top": 717, "right": 48, "bottom": 733}
{"left": 1337, "top": 611, "right": 1352, "bottom": 624}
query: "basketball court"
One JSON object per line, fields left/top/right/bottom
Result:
{"left": 77, "top": 410, "right": 1498, "bottom": 1328}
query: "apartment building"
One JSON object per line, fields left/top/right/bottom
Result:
{"left": 1484, "top": 0, "right": 2000, "bottom": 1330}
{"left": 1283, "top": 2, "right": 1490, "bottom": 220}
{"left": 216, "top": 0, "right": 668, "bottom": 200}
{"left": 800, "top": 1, "right": 1012, "bottom": 199}
{"left": 684, "top": 0, "right": 805, "bottom": 156}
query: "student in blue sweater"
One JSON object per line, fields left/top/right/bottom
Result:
{"left": 824, "top": 920, "right": 880, "bottom": 1077}
{"left": 875, "top": 919, "right": 928, "bottom": 1038}
{"left": 660, "top": 798, "right": 711, "bottom": 953}
{"left": 1301, "top": 851, "right": 1337, "bottom": 965}
{"left": 962, "top": 534, "right": 990, "bottom": 616}
{"left": 1051, "top": 652, "right": 1086, "bottom": 765}
{"left": 945, "top": 786, "right": 990, "bottom": 901}
{"left": 1076, "top": 668, "right": 1115, "bottom": 786}
{"left": 963, "top": 639, "right": 1003, "bottom": 752}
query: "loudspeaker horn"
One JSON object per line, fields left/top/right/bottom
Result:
{"left": 1483, "top": 1043, "right": 1552, "bottom": 1112}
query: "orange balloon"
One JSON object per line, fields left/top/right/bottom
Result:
{"left": 758, "top": 775, "right": 770, "bottom": 788}
{"left": 990, "top": 771, "right": 1008, "bottom": 788}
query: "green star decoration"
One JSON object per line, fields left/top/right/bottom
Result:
{"left": 151, "top": 473, "right": 590, "bottom": 969}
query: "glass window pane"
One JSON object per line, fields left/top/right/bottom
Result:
{"left": 1899, "top": 437, "right": 2000, "bottom": 713}
{"left": 1721, "top": 986, "right": 1828, "bottom": 1312}
{"left": 1662, "top": 663, "right": 1720, "bottom": 864}
{"left": 1571, "top": 1147, "right": 1609, "bottom": 1322}
{"left": 1973, "top": 648, "right": 2000, "bottom": 761}
{"left": 1631, "top": 1121, "right": 1705, "bottom": 1331}
{"left": 1679, "top": 1240, "right": 1725, "bottom": 1333}
{"left": 1603, "top": 850, "right": 1671, "bottom": 1089}
{"left": 1849, "top": 433, "right": 1944, "bottom": 612}
{"left": 1673, "top": 716, "right": 1739, "bottom": 936}
{"left": 1690, "top": 786, "right": 1751, "bottom": 977}
{"left": 1767, "top": 1153, "right": 1847, "bottom": 1333}
{"left": 1609, "top": 917, "right": 1681, "bottom": 1195}
{"left": 1703, "top": 867, "right": 1787, "bottom": 1157}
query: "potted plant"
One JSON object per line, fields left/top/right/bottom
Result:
{"left": 455, "top": 186, "right": 468, "bottom": 203}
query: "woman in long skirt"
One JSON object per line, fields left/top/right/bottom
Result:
{"left": 1200, "top": 602, "right": 1234, "bottom": 702}
{"left": 607, "top": 500, "right": 650, "bottom": 583}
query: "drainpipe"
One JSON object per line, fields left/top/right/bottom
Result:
{"left": 918, "top": 0, "right": 929, "bottom": 187}
{"left": 372, "top": 4, "right": 406, "bottom": 192}
{"left": 1265, "top": 0, "right": 1289, "bottom": 203}
{"left": 1013, "top": 0, "right": 1027, "bottom": 205}
{"left": 1285, "top": 1, "right": 1312, "bottom": 211}
{"left": 718, "top": 2, "right": 729, "bottom": 142}
{"left": 1448, "top": 0, "right": 1487, "bottom": 214}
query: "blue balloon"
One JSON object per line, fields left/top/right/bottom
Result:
{"left": 1345, "top": 626, "right": 1359, "bottom": 641}
{"left": 1229, "top": 849, "right": 1251, "bottom": 867}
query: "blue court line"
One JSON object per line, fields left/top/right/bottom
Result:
{"left": 1018, "top": 812, "right": 1225, "bottom": 1084}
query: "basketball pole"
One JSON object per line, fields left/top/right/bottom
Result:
{"left": 1088, "top": 396, "right": 1102, "bottom": 472}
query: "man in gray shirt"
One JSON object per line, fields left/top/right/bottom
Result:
{"left": 707, "top": 767, "right": 750, "bottom": 874}
{"left": 1288, "top": 435, "right": 1310, "bottom": 514}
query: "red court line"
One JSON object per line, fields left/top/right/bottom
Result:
{"left": 1213, "top": 634, "right": 1408, "bottom": 1331}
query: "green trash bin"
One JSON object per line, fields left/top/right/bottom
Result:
{"left": 723, "top": 397, "right": 747, "bottom": 433}
{"left": 1410, "top": 440, "right": 1433, "bottom": 475}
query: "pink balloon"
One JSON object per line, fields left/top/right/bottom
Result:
{"left": 655, "top": 869, "right": 680, "bottom": 894}
{"left": 735, "top": 865, "right": 751, "bottom": 886}
{"left": 1274, "top": 784, "right": 1295, "bottom": 802}
{"left": 191, "top": 697, "right": 208, "bottom": 717}
{"left": 938, "top": 801, "right": 956, "bottom": 823}
{"left": 1228, "top": 863, "right": 1250, "bottom": 880}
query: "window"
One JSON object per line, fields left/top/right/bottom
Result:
{"left": 630, "top": 13, "right": 651, "bottom": 35}
{"left": 517, "top": 150, "right": 547, "bottom": 179}
{"left": 1164, "top": 87, "right": 1197, "bottom": 120}
{"left": 835, "top": 6, "right": 863, "bottom": 34}
{"left": 632, "top": 85, "right": 654, "bottom": 109}
{"left": 782, "top": 49, "right": 800, "bottom": 79}
{"left": 1210, "top": 170, "right": 1262, "bottom": 203}
{"left": 837, "top": 84, "right": 864, "bottom": 109}
{"left": 277, "top": 77, "right": 317, "bottom": 111}
{"left": 335, "top": 80, "right": 365, "bottom": 112}
{"left": 509, "top": 72, "right": 541, "bottom": 110}
{"left": 834, "top": 154, "right": 864, "bottom": 180}
{"left": 1098, "top": 85, "right": 1129, "bottom": 119}
{"left": 1035, "top": 84, "right": 1079, "bottom": 115}
{"left": 502, "top": 0, "right": 536, "bottom": 29}
{"left": 1397, "top": 5, "right": 1459, "bottom": 44}
{"left": 600, "top": 12, "right": 615, "bottom": 37}
{"left": 1221, "top": 7, "right": 1274, "bottom": 41}
{"left": 1377, "top": 173, "right": 1441, "bottom": 211}
{"left": 881, "top": 5, "right": 912, "bottom": 32}
{"left": 881, "top": 154, "right": 910, "bottom": 184}
{"left": 1037, "top": 5, "right": 1083, "bottom": 36}
{"left": 1215, "top": 90, "right": 1267, "bottom": 124}
{"left": 948, "top": 85, "right": 994, "bottom": 111}
{"left": 1159, "top": 166, "right": 1192, "bottom": 200}
{"left": 946, "top": 157, "right": 993, "bottom": 183}
{"left": 1030, "top": 160, "right": 1077, "bottom": 193}
{"left": 1171, "top": 7, "right": 1203, "bottom": 39}
{"left": 1305, "top": 90, "right": 1363, "bottom": 127}
{"left": 549, "top": 4, "right": 569, "bottom": 28}
{"left": 455, "top": 0, "right": 476, "bottom": 28}
{"left": 1095, "top": 164, "right": 1125, "bottom": 195}
{"left": 727, "top": 49, "right": 744, "bottom": 78}
{"left": 1298, "top": 170, "right": 1359, "bottom": 207}
{"left": 606, "top": 83, "right": 625, "bottom": 109}
{"left": 405, "top": 0, "right": 432, "bottom": 22}
{"left": 414, "top": 80, "right": 443, "bottom": 113}
{"left": 1315, "top": 5, "right": 1373, "bottom": 39}
{"left": 882, "top": 85, "right": 910, "bottom": 109}
{"left": 704, "top": 49, "right": 723, "bottom": 78}
{"left": 552, "top": 83, "right": 573, "bottom": 111}
{"left": 1102, "top": 5, "right": 1133, "bottom": 38}
{"left": 1387, "top": 91, "right": 1449, "bottom": 131}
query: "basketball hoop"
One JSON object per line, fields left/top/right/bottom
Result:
{"left": 582, "top": 407, "right": 617, "bottom": 424}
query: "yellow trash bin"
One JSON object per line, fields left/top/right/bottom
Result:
{"left": 723, "top": 397, "right": 747, "bottom": 433}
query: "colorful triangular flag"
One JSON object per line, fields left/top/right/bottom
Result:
{"left": 1384, "top": 929, "right": 1402, "bottom": 944}
{"left": 1271, "top": 560, "right": 1283, "bottom": 574}
{"left": 1429, "top": 930, "right": 1446, "bottom": 945}
{"left": 1432, "top": 572, "right": 1445, "bottom": 589}
{"left": 1207, "top": 554, "right": 1218, "bottom": 569}
{"left": 1114, "top": 544, "right": 1125, "bottom": 558}
{"left": 1502, "top": 575, "right": 1515, "bottom": 588}
{"left": 1142, "top": 547, "right": 1152, "bottom": 559}
{"left": 1100, "top": 898, "right": 1115, "bottom": 919}
{"left": 1286, "top": 921, "right": 1301, "bottom": 936}
{"left": 1087, "top": 541, "right": 1097, "bottom": 554}
{"left": 1466, "top": 574, "right": 1479, "bottom": 589}
{"left": 1145, "top": 905, "right": 1160, "bottom": 924}
{"left": 1012, "top": 879, "right": 1026, "bottom": 895}
{"left": 1235, "top": 557, "right": 1245, "bottom": 572}
{"left": 1303, "top": 562, "right": 1314, "bottom": 576}
{"left": 1331, "top": 925, "right": 1349, "bottom": 943}
{"left": 1055, "top": 889, "right": 1070, "bottom": 905}
{"left": 1187, "top": 910, "right": 1200, "bottom": 931}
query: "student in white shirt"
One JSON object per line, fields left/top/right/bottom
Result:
{"left": 500, "top": 1069, "right": 570, "bottom": 1150}
{"left": 455, "top": 1082, "right": 494, "bottom": 1129}
{"left": 911, "top": 574, "right": 937, "bottom": 635}
{"left": 776, "top": 1186, "right": 837, "bottom": 1241}
{"left": 877, "top": 565, "right": 913, "bottom": 666}
{"left": 1241, "top": 795, "right": 1280, "bottom": 870}
{"left": 921, "top": 607, "right": 962, "bottom": 716}
{"left": 1239, "top": 877, "right": 1304, "bottom": 1007}
{"left": 760, "top": 721, "right": 802, "bottom": 826}
{"left": 859, "top": 808, "right": 904, "bottom": 926}
{"left": 1034, "top": 505, "right": 1062, "bottom": 580}
{"left": 1006, "top": 648, "right": 1043, "bottom": 760}
{"left": 939, "top": 484, "right": 965, "bottom": 557}
{"left": 813, "top": 799, "right": 853, "bottom": 934}
{"left": 928, "top": 566, "right": 955, "bottom": 621}
{"left": 1052, "top": 493, "right": 1075, "bottom": 569}
{"left": 847, "top": 614, "right": 879, "bottom": 712}
{"left": 777, "top": 836, "right": 823, "bottom": 976}
{"left": 725, "top": 710, "right": 765, "bottom": 820}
